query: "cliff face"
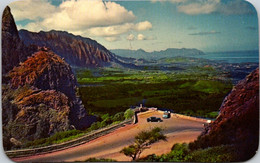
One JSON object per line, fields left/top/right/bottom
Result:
{"left": 19, "top": 30, "right": 115, "bottom": 67}
{"left": 2, "top": 7, "right": 37, "bottom": 74}
{"left": 9, "top": 50, "right": 78, "bottom": 100}
{"left": 2, "top": 7, "right": 96, "bottom": 150}
{"left": 2, "top": 86, "right": 71, "bottom": 144}
{"left": 8, "top": 50, "right": 96, "bottom": 129}
{"left": 191, "top": 68, "right": 259, "bottom": 161}
{"left": 3, "top": 50, "right": 96, "bottom": 150}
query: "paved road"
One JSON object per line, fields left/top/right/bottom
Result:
{"left": 11, "top": 111, "right": 205, "bottom": 162}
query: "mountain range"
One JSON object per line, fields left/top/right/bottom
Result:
{"left": 19, "top": 29, "right": 115, "bottom": 68}
{"left": 19, "top": 29, "right": 206, "bottom": 67}
{"left": 111, "top": 48, "right": 205, "bottom": 60}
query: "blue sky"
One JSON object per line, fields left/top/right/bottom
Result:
{"left": 9, "top": 0, "right": 259, "bottom": 52}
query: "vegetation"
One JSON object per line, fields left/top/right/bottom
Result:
{"left": 82, "top": 158, "right": 116, "bottom": 162}
{"left": 79, "top": 79, "right": 232, "bottom": 117}
{"left": 184, "top": 145, "right": 237, "bottom": 162}
{"left": 121, "top": 127, "right": 167, "bottom": 161}
{"left": 124, "top": 109, "right": 134, "bottom": 119}
{"left": 24, "top": 130, "right": 84, "bottom": 148}
{"left": 76, "top": 66, "right": 220, "bottom": 85}
{"left": 78, "top": 143, "right": 241, "bottom": 162}
{"left": 22, "top": 109, "right": 129, "bottom": 149}
{"left": 137, "top": 143, "right": 238, "bottom": 162}
{"left": 77, "top": 67, "right": 232, "bottom": 118}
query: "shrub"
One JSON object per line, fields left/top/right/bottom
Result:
{"left": 137, "top": 154, "right": 159, "bottom": 162}
{"left": 184, "top": 145, "right": 237, "bottom": 162}
{"left": 83, "top": 158, "right": 116, "bottom": 162}
{"left": 112, "top": 112, "right": 125, "bottom": 122}
{"left": 124, "top": 109, "right": 134, "bottom": 120}
{"left": 152, "top": 143, "right": 190, "bottom": 162}
{"left": 24, "top": 129, "right": 83, "bottom": 148}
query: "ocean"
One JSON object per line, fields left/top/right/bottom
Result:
{"left": 197, "top": 50, "right": 259, "bottom": 63}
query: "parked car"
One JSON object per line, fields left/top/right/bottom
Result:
{"left": 147, "top": 117, "right": 163, "bottom": 122}
{"left": 163, "top": 111, "right": 171, "bottom": 119}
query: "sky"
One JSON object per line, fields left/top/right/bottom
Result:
{"left": 8, "top": 0, "right": 259, "bottom": 52}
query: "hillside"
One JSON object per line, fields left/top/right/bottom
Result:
{"left": 19, "top": 29, "right": 116, "bottom": 67}
{"left": 190, "top": 67, "right": 259, "bottom": 161}
{"left": 111, "top": 48, "right": 205, "bottom": 60}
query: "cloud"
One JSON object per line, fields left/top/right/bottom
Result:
{"left": 87, "top": 23, "right": 133, "bottom": 37}
{"left": 87, "top": 21, "right": 152, "bottom": 37}
{"left": 12, "top": 0, "right": 136, "bottom": 31}
{"left": 127, "top": 34, "right": 135, "bottom": 41}
{"left": 126, "top": 34, "right": 155, "bottom": 41}
{"left": 9, "top": 0, "right": 56, "bottom": 21}
{"left": 134, "top": 21, "right": 152, "bottom": 31}
{"left": 137, "top": 34, "right": 146, "bottom": 40}
{"left": 218, "top": 0, "right": 255, "bottom": 15}
{"left": 151, "top": 0, "right": 188, "bottom": 3}
{"left": 42, "top": 0, "right": 136, "bottom": 31}
{"left": 169, "top": 0, "right": 254, "bottom": 15}
{"left": 104, "top": 36, "right": 120, "bottom": 42}
{"left": 12, "top": 0, "right": 153, "bottom": 41}
{"left": 189, "top": 30, "right": 220, "bottom": 36}
{"left": 137, "top": 34, "right": 155, "bottom": 40}
{"left": 177, "top": 0, "right": 220, "bottom": 15}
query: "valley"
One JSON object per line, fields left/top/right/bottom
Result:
{"left": 2, "top": 1, "right": 259, "bottom": 162}
{"left": 75, "top": 55, "right": 258, "bottom": 118}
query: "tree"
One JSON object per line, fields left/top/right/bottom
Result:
{"left": 120, "top": 127, "right": 167, "bottom": 160}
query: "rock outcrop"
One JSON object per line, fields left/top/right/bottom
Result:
{"left": 2, "top": 6, "right": 96, "bottom": 150}
{"left": 9, "top": 50, "right": 78, "bottom": 100}
{"left": 190, "top": 68, "right": 259, "bottom": 161}
{"left": 2, "top": 86, "right": 71, "bottom": 143}
{"left": 3, "top": 50, "right": 96, "bottom": 150}
{"left": 9, "top": 50, "right": 96, "bottom": 129}
{"left": 2, "top": 6, "right": 37, "bottom": 74}
{"left": 19, "top": 30, "right": 116, "bottom": 67}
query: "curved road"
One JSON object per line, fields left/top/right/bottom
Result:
{"left": 11, "top": 111, "right": 205, "bottom": 162}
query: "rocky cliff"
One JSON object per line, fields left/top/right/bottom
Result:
{"left": 2, "top": 6, "right": 37, "bottom": 74}
{"left": 190, "top": 68, "right": 259, "bottom": 161}
{"left": 19, "top": 30, "right": 116, "bottom": 67}
{"left": 8, "top": 50, "right": 96, "bottom": 128}
{"left": 3, "top": 50, "right": 97, "bottom": 150}
{"left": 2, "top": 7, "right": 96, "bottom": 150}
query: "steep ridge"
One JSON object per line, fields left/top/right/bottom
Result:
{"left": 2, "top": 6, "right": 37, "bottom": 74}
{"left": 19, "top": 30, "right": 115, "bottom": 67}
{"left": 190, "top": 68, "right": 259, "bottom": 161}
{"left": 2, "top": 7, "right": 96, "bottom": 150}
